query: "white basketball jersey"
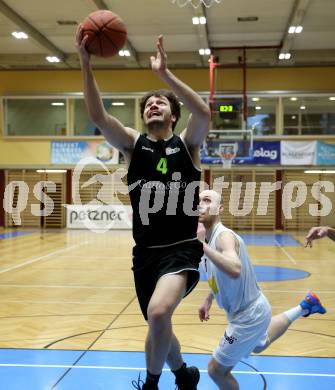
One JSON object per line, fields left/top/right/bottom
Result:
{"left": 202, "top": 223, "right": 260, "bottom": 320}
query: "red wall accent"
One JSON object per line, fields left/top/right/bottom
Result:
{"left": 276, "top": 170, "right": 282, "bottom": 230}
{"left": 66, "top": 170, "right": 72, "bottom": 205}
{"left": 204, "top": 169, "right": 211, "bottom": 186}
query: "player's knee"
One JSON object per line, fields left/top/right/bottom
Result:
{"left": 208, "top": 359, "right": 231, "bottom": 381}
{"left": 252, "top": 347, "right": 265, "bottom": 354}
{"left": 147, "top": 303, "right": 172, "bottom": 325}
{"left": 253, "top": 338, "right": 269, "bottom": 354}
{"left": 253, "top": 344, "right": 266, "bottom": 354}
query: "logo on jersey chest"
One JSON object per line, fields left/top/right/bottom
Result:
{"left": 141, "top": 146, "right": 180, "bottom": 156}
{"left": 166, "top": 147, "right": 180, "bottom": 155}
{"left": 142, "top": 146, "right": 154, "bottom": 153}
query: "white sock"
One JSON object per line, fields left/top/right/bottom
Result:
{"left": 284, "top": 305, "right": 309, "bottom": 323}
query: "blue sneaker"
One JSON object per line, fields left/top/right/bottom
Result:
{"left": 300, "top": 291, "right": 326, "bottom": 317}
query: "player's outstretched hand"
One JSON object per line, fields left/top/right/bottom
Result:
{"left": 150, "top": 35, "right": 167, "bottom": 74}
{"left": 75, "top": 24, "right": 90, "bottom": 66}
{"left": 304, "top": 226, "right": 329, "bottom": 248}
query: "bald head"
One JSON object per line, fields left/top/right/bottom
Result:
{"left": 199, "top": 190, "right": 222, "bottom": 207}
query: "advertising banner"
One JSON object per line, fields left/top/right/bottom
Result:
{"left": 316, "top": 142, "right": 335, "bottom": 165}
{"left": 66, "top": 205, "right": 132, "bottom": 230}
{"left": 253, "top": 141, "right": 280, "bottom": 164}
{"left": 281, "top": 141, "right": 317, "bottom": 165}
{"left": 51, "top": 141, "right": 119, "bottom": 165}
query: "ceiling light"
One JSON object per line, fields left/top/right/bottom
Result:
{"left": 300, "top": 105, "right": 306, "bottom": 110}
{"left": 252, "top": 97, "right": 259, "bottom": 101}
{"left": 112, "top": 102, "right": 125, "bottom": 106}
{"left": 255, "top": 106, "right": 262, "bottom": 110}
{"left": 12, "top": 31, "right": 28, "bottom": 39}
{"left": 199, "top": 48, "right": 211, "bottom": 55}
{"left": 291, "top": 115, "right": 296, "bottom": 119}
{"left": 46, "top": 56, "right": 60, "bottom": 63}
{"left": 193, "top": 16, "right": 206, "bottom": 25}
{"left": 36, "top": 169, "right": 67, "bottom": 173}
{"left": 119, "top": 50, "right": 130, "bottom": 57}
{"left": 51, "top": 102, "right": 64, "bottom": 106}
{"left": 279, "top": 52, "right": 291, "bottom": 60}
{"left": 329, "top": 97, "right": 335, "bottom": 101}
{"left": 290, "top": 97, "right": 298, "bottom": 101}
{"left": 288, "top": 26, "right": 303, "bottom": 34}
{"left": 304, "top": 170, "right": 335, "bottom": 174}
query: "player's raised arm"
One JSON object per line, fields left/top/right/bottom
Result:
{"left": 76, "top": 25, "right": 137, "bottom": 156}
{"left": 150, "top": 36, "right": 210, "bottom": 152}
{"left": 203, "top": 231, "right": 242, "bottom": 279}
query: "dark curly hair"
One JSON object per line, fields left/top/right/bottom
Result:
{"left": 140, "top": 89, "right": 181, "bottom": 131}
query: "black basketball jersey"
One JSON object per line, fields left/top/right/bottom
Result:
{"left": 127, "top": 133, "right": 201, "bottom": 247}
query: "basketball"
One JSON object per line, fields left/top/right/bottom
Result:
{"left": 81, "top": 10, "right": 127, "bottom": 57}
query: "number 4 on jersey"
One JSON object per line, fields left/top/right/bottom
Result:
{"left": 156, "top": 157, "right": 168, "bottom": 175}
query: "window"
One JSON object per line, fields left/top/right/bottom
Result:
{"left": 283, "top": 96, "right": 335, "bottom": 135}
{"left": 247, "top": 97, "right": 276, "bottom": 135}
{"left": 5, "top": 98, "right": 66, "bottom": 136}
{"left": 73, "top": 98, "right": 135, "bottom": 135}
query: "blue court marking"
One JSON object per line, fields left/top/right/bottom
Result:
{"left": 0, "top": 349, "right": 334, "bottom": 389}
{"left": 0, "top": 231, "right": 33, "bottom": 240}
{"left": 200, "top": 265, "right": 309, "bottom": 282}
{"left": 0, "top": 349, "right": 83, "bottom": 390}
{"left": 254, "top": 265, "right": 309, "bottom": 282}
{"left": 239, "top": 233, "right": 301, "bottom": 246}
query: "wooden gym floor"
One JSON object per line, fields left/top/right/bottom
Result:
{"left": 0, "top": 228, "right": 334, "bottom": 389}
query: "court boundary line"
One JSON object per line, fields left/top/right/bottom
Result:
{"left": 274, "top": 238, "right": 297, "bottom": 264}
{"left": 49, "top": 295, "right": 138, "bottom": 388}
{"left": 0, "top": 363, "right": 334, "bottom": 377}
{"left": 0, "top": 240, "right": 93, "bottom": 274}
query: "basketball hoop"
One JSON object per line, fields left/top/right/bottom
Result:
{"left": 218, "top": 143, "right": 237, "bottom": 169}
{"left": 171, "top": 0, "right": 223, "bottom": 8}
{"left": 220, "top": 152, "right": 235, "bottom": 169}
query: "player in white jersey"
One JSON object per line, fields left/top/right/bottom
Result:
{"left": 197, "top": 190, "right": 326, "bottom": 390}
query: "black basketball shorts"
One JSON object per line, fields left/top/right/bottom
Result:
{"left": 132, "top": 239, "right": 203, "bottom": 320}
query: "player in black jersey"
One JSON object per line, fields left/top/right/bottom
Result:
{"left": 77, "top": 32, "right": 210, "bottom": 389}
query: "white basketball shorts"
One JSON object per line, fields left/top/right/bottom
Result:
{"left": 213, "top": 293, "right": 272, "bottom": 367}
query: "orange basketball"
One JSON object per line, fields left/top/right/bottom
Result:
{"left": 81, "top": 10, "right": 127, "bottom": 57}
